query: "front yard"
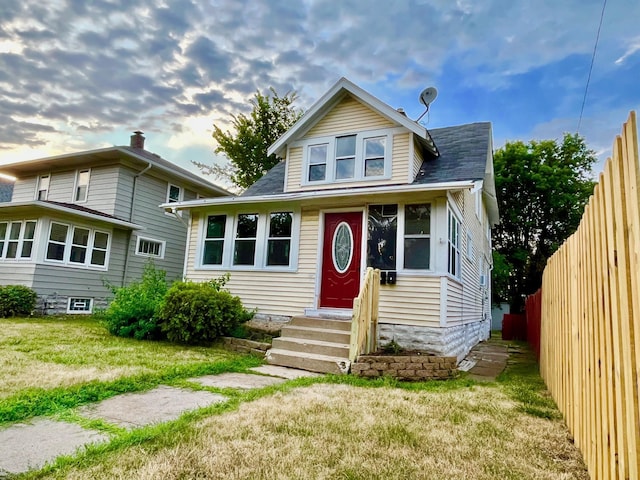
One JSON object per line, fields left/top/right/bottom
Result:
{"left": 0, "top": 317, "right": 588, "bottom": 479}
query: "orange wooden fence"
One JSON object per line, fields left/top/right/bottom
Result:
{"left": 540, "top": 111, "right": 640, "bottom": 479}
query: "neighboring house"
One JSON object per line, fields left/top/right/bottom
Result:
{"left": 0, "top": 132, "right": 228, "bottom": 314}
{"left": 165, "top": 78, "right": 499, "bottom": 365}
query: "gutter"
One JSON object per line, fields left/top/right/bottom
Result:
{"left": 123, "top": 162, "right": 152, "bottom": 287}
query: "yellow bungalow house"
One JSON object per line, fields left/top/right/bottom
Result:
{"left": 165, "top": 78, "right": 499, "bottom": 373}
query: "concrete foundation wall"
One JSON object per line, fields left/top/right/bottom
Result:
{"left": 379, "top": 317, "right": 490, "bottom": 362}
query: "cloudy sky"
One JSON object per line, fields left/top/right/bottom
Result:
{"left": 1, "top": 0, "right": 638, "bottom": 185}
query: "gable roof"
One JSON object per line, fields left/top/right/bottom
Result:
{"left": 244, "top": 122, "right": 491, "bottom": 198}
{"left": 0, "top": 147, "right": 230, "bottom": 197}
{"left": 0, "top": 178, "right": 13, "bottom": 202}
{"left": 267, "top": 77, "right": 438, "bottom": 159}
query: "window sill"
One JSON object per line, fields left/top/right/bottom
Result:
{"left": 195, "top": 265, "right": 297, "bottom": 273}
{"left": 42, "top": 260, "right": 108, "bottom": 271}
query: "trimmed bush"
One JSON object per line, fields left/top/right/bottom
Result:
{"left": 102, "top": 263, "right": 168, "bottom": 340}
{"left": 157, "top": 278, "right": 253, "bottom": 344}
{"left": 0, "top": 285, "right": 37, "bottom": 317}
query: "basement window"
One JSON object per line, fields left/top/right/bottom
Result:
{"left": 67, "top": 298, "right": 93, "bottom": 314}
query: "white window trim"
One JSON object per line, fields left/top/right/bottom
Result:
{"left": 165, "top": 184, "right": 184, "bottom": 216}
{"left": 73, "top": 169, "right": 91, "bottom": 203}
{"left": 35, "top": 174, "right": 50, "bottom": 201}
{"left": 263, "top": 212, "right": 295, "bottom": 269}
{"left": 397, "top": 202, "right": 434, "bottom": 274}
{"left": 135, "top": 236, "right": 166, "bottom": 259}
{"left": 44, "top": 221, "right": 111, "bottom": 270}
{"left": 67, "top": 297, "right": 93, "bottom": 314}
{"left": 196, "top": 209, "right": 300, "bottom": 272}
{"left": 0, "top": 220, "right": 38, "bottom": 261}
{"left": 447, "top": 207, "right": 461, "bottom": 279}
{"left": 298, "top": 127, "right": 397, "bottom": 186}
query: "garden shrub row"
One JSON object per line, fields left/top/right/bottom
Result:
{"left": 0, "top": 285, "right": 37, "bottom": 318}
{"left": 102, "top": 263, "right": 252, "bottom": 344}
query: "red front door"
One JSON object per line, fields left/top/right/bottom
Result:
{"left": 319, "top": 212, "right": 363, "bottom": 309}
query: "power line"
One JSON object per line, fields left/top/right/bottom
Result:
{"left": 577, "top": 0, "right": 607, "bottom": 133}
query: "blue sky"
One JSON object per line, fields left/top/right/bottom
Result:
{"left": 0, "top": 0, "right": 638, "bottom": 185}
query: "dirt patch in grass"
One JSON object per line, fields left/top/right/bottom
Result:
{"left": 50, "top": 383, "right": 588, "bottom": 480}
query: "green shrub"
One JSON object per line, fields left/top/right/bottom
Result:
{"left": 0, "top": 285, "right": 37, "bottom": 317}
{"left": 157, "top": 277, "right": 253, "bottom": 344}
{"left": 102, "top": 263, "right": 168, "bottom": 340}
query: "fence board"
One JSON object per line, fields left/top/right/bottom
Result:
{"left": 540, "top": 112, "right": 639, "bottom": 479}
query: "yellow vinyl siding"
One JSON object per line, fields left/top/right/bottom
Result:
{"left": 391, "top": 133, "right": 410, "bottom": 183}
{"left": 285, "top": 147, "right": 303, "bottom": 192}
{"left": 412, "top": 137, "right": 424, "bottom": 179}
{"left": 305, "top": 95, "right": 394, "bottom": 138}
{"left": 379, "top": 275, "right": 441, "bottom": 327}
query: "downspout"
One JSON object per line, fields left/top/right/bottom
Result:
{"left": 121, "top": 162, "right": 152, "bottom": 286}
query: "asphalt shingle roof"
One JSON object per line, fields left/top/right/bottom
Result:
{"left": 241, "top": 122, "right": 491, "bottom": 197}
{"left": 0, "top": 180, "right": 13, "bottom": 202}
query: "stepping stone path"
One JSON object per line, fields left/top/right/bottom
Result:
{"left": 0, "top": 367, "right": 319, "bottom": 477}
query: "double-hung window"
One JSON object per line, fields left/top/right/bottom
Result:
{"left": 403, "top": 204, "right": 431, "bottom": 270}
{"left": 37, "top": 174, "right": 50, "bottom": 200}
{"left": 46, "top": 222, "right": 109, "bottom": 268}
{"left": 267, "top": 212, "right": 292, "bottom": 266}
{"left": 74, "top": 170, "right": 90, "bottom": 202}
{"left": 0, "top": 221, "right": 36, "bottom": 260}
{"left": 304, "top": 130, "right": 390, "bottom": 184}
{"left": 167, "top": 184, "right": 182, "bottom": 203}
{"left": 233, "top": 214, "right": 258, "bottom": 266}
{"left": 202, "top": 215, "right": 226, "bottom": 265}
{"left": 448, "top": 209, "right": 461, "bottom": 278}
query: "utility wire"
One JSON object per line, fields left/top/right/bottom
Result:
{"left": 577, "top": 0, "right": 607, "bottom": 133}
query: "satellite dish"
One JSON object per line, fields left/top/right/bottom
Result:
{"left": 419, "top": 87, "right": 438, "bottom": 107}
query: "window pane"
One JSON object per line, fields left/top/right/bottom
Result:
{"left": 47, "top": 243, "right": 65, "bottom": 261}
{"left": 336, "top": 135, "right": 356, "bottom": 157}
{"left": 50, "top": 223, "right": 68, "bottom": 242}
{"left": 206, "top": 215, "right": 226, "bottom": 238}
{"left": 267, "top": 239, "right": 290, "bottom": 266}
{"left": 269, "top": 213, "right": 292, "bottom": 237}
{"left": 203, "top": 240, "right": 224, "bottom": 265}
{"left": 75, "top": 185, "right": 87, "bottom": 202}
{"left": 404, "top": 238, "right": 430, "bottom": 269}
{"left": 20, "top": 240, "right": 33, "bottom": 258}
{"left": 0, "top": 223, "right": 6, "bottom": 239}
{"left": 6, "top": 242, "right": 18, "bottom": 259}
{"left": 24, "top": 221, "right": 36, "bottom": 239}
{"left": 73, "top": 228, "right": 89, "bottom": 246}
{"left": 365, "top": 137, "right": 385, "bottom": 157}
{"left": 233, "top": 240, "right": 256, "bottom": 265}
{"left": 309, "top": 145, "right": 327, "bottom": 164}
{"left": 91, "top": 250, "right": 106, "bottom": 266}
{"left": 336, "top": 158, "right": 355, "bottom": 179}
{"left": 236, "top": 214, "right": 257, "bottom": 238}
{"left": 308, "top": 164, "right": 326, "bottom": 181}
{"left": 367, "top": 204, "right": 397, "bottom": 270}
{"left": 364, "top": 159, "right": 384, "bottom": 177}
{"left": 94, "top": 232, "right": 108, "bottom": 249}
{"left": 405, "top": 204, "right": 431, "bottom": 235}
{"left": 169, "top": 185, "right": 181, "bottom": 202}
{"left": 70, "top": 246, "right": 87, "bottom": 263}
{"left": 9, "top": 223, "right": 21, "bottom": 240}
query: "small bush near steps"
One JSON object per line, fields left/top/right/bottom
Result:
{"left": 0, "top": 285, "right": 37, "bottom": 317}
{"left": 157, "top": 276, "right": 253, "bottom": 345}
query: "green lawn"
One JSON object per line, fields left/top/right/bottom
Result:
{"left": 0, "top": 317, "right": 588, "bottom": 480}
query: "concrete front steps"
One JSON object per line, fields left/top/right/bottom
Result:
{"left": 265, "top": 316, "right": 352, "bottom": 374}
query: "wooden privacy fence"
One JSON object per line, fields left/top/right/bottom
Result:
{"left": 525, "top": 289, "right": 542, "bottom": 361}
{"left": 540, "top": 111, "right": 640, "bottom": 480}
{"left": 349, "top": 267, "right": 380, "bottom": 362}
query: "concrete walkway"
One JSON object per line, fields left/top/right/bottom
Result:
{"left": 458, "top": 338, "right": 511, "bottom": 381}
{"left": 0, "top": 367, "right": 318, "bottom": 477}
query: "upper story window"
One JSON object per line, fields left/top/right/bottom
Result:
{"left": 302, "top": 129, "right": 391, "bottom": 185}
{"left": 0, "top": 220, "right": 37, "bottom": 260}
{"left": 74, "top": 169, "right": 90, "bottom": 202}
{"left": 167, "top": 184, "right": 183, "bottom": 203}
{"left": 45, "top": 222, "right": 110, "bottom": 269}
{"left": 36, "top": 174, "right": 50, "bottom": 200}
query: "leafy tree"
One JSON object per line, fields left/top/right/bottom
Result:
{"left": 492, "top": 133, "right": 596, "bottom": 312}
{"left": 195, "top": 88, "right": 303, "bottom": 190}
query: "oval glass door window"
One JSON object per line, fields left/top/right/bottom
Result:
{"left": 332, "top": 222, "right": 353, "bottom": 273}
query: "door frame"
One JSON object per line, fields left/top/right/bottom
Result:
{"left": 314, "top": 207, "right": 367, "bottom": 310}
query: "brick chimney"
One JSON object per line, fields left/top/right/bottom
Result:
{"left": 130, "top": 131, "right": 145, "bottom": 149}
